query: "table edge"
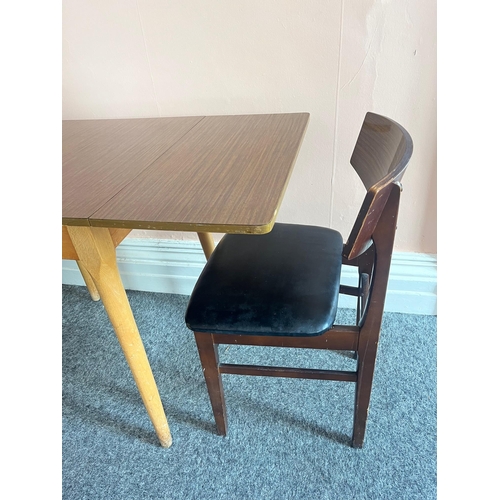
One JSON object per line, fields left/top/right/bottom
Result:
{"left": 63, "top": 218, "right": 277, "bottom": 235}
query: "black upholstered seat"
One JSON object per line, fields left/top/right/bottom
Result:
{"left": 185, "top": 223, "right": 344, "bottom": 336}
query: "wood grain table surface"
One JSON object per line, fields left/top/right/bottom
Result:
{"left": 63, "top": 113, "right": 310, "bottom": 232}
{"left": 62, "top": 112, "right": 310, "bottom": 448}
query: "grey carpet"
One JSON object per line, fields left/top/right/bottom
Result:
{"left": 62, "top": 284, "right": 436, "bottom": 500}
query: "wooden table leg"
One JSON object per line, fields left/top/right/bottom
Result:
{"left": 66, "top": 225, "right": 172, "bottom": 448}
{"left": 197, "top": 232, "right": 215, "bottom": 259}
{"left": 76, "top": 261, "right": 100, "bottom": 301}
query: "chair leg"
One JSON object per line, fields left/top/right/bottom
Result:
{"left": 352, "top": 354, "right": 377, "bottom": 448}
{"left": 193, "top": 332, "right": 228, "bottom": 436}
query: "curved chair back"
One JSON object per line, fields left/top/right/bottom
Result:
{"left": 344, "top": 112, "right": 413, "bottom": 260}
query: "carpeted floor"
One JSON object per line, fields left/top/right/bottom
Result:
{"left": 62, "top": 284, "right": 436, "bottom": 500}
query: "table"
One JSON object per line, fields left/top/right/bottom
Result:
{"left": 62, "top": 113, "right": 310, "bottom": 447}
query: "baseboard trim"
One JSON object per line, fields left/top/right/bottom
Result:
{"left": 62, "top": 238, "right": 437, "bottom": 315}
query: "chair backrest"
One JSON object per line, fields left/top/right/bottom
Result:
{"left": 343, "top": 112, "right": 413, "bottom": 260}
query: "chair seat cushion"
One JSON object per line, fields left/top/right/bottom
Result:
{"left": 185, "top": 223, "right": 344, "bottom": 337}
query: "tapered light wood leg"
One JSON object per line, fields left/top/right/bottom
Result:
{"left": 76, "top": 261, "right": 100, "bottom": 301}
{"left": 197, "top": 232, "right": 215, "bottom": 259}
{"left": 66, "top": 225, "right": 172, "bottom": 448}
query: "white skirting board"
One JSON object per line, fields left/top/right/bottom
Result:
{"left": 62, "top": 238, "right": 437, "bottom": 315}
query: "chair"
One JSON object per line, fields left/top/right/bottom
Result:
{"left": 184, "top": 112, "right": 413, "bottom": 448}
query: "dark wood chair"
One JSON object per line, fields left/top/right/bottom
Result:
{"left": 185, "top": 112, "right": 413, "bottom": 448}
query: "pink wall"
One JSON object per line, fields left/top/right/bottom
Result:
{"left": 63, "top": 0, "right": 436, "bottom": 253}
